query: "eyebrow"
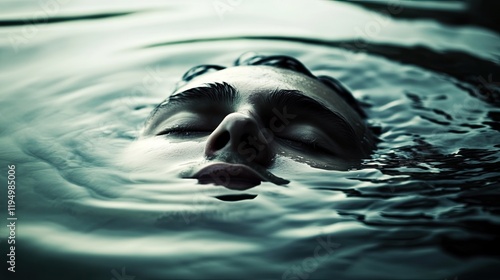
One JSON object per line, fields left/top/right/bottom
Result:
{"left": 146, "top": 82, "right": 355, "bottom": 140}
{"left": 146, "top": 82, "right": 236, "bottom": 126}
{"left": 266, "top": 89, "right": 356, "bottom": 140}
{"left": 162, "top": 82, "right": 237, "bottom": 107}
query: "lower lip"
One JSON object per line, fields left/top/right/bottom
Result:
{"left": 193, "top": 163, "right": 263, "bottom": 190}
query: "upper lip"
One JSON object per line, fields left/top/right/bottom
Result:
{"left": 192, "top": 163, "right": 265, "bottom": 190}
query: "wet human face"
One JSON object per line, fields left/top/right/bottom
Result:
{"left": 125, "top": 66, "right": 373, "bottom": 190}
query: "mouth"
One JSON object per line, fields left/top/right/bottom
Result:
{"left": 192, "top": 163, "right": 265, "bottom": 190}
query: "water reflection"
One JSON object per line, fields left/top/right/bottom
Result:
{"left": 0, "top": 1, "right": 499, "bottom": 279}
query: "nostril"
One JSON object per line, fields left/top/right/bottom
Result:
{"left": 213, "top": 131, "right": 230, "bottom": 151}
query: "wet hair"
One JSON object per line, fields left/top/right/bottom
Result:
{"left": 179, "top": 54, "right": 367, "bottom": 118}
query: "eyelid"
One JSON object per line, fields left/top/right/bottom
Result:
{"left": 277, "top": 136, "right": 336, "bottom": 156}
{"left": 276, "top": 125, "right": 338, "bottom": 154}
{"left": 156, "top": 125, "right": 211, "bottom": 136}
{"left": 277, "top": 125, "right": 325, "bottom": 144}
{"left": 153, "top": 112, "right": 204, "bottom": 136}
{"left": 279, "top": 135, "right": 317, "bottom": 146}
{"left": 278, "top": 134, "right": 327, "bottom": 149}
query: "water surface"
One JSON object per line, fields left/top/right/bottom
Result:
{"left": 1, "top": 1, "right": 499, "bottom": 279}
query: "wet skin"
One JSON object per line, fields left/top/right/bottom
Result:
{"left": 126, "top": 66, "right": 374, "bottom": 190}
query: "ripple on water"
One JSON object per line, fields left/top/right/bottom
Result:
{"left": 1, "top": 0, "right": 499, "bottom": 279}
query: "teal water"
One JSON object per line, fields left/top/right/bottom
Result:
{"left": 1, "top": 1, "right": 500, "bottom": 279}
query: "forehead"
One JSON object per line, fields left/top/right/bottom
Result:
{"left": 174, "top": 65, "right": 356, "bottom": 118}
{"left": 177, "top": 66, "right": 310, "bottom": 91}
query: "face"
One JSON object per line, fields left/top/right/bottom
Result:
{"left": 124, "top": 66, "right": 373, "bottom": 190}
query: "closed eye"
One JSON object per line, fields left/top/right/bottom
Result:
{"left": 156, "top": 126, "right": 212, "bottom": 137}
{"left": 276, "top": 136, "right": 335, "bottom": 155}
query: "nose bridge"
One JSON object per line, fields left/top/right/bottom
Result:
{"left": 205, "top": 112, "right": 270, "bottom": 164}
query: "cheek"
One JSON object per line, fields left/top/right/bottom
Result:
{"left": 119, "top": 137, "right": 206, "bottom": 171}
{"left": 269, "top": 154, "right": 333, "bottom": 182}
{"left": 272, "top": 147, "right": 342, "bottom": 170}
{"left": 270, "top": 154, "right": 314, "bottom": 175}
{"left": 273, "top": 146, "right": 320, "bottom": 167}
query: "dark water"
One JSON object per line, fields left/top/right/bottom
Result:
{"left": 1, "top": 1, "right": 500, "bottom": 279}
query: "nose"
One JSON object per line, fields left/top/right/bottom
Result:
{"left": 205, "top": 112, "right": 272, "bottom": 165}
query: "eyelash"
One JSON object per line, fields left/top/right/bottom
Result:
{"left": 278, "top": 137, "right": 331, "bottom": 154}
{"left": 156, "top": 127, "right": 333, "bottom": 154}
{"left": 157, "top": 127, "right": 211, "bottom": 137}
